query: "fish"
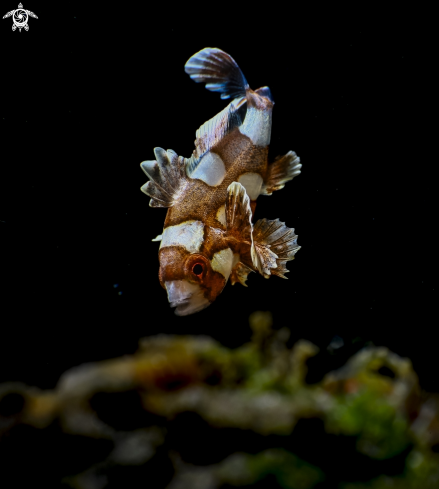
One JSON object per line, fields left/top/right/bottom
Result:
{"left": 140, "top": 48, "right": 302, "bottom": 316}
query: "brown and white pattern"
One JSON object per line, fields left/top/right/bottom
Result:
{"left": 140, "top": 48, "right": 303, "bottom": 315}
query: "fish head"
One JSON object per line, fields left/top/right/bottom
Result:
{"left": 158, "top": 247, "right": 234, "bottom": 316}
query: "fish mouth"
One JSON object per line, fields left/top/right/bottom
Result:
{"left": 165, "top": 280, "right": 211, "bottom": 316}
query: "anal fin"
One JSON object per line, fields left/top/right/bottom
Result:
{"left": 251, "top": 219, "right": 300, "bottom": 279}
{"left": 262, "top": 151, "right": 301, "bottom": 195}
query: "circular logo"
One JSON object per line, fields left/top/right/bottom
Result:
{"left": 13, "top": 9, "right": 28, "bottom": 27}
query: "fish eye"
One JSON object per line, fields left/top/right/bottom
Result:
{"left": 192, "top": 263, "right": 204, "bottom": 276}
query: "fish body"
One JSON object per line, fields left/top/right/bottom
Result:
{"left": 141, "top": 48, "right": 302, "bottom": 315}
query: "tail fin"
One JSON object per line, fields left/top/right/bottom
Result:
{"left": 185, "top": 48, "right": 249, "bottom": 100}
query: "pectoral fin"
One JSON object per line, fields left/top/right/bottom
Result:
{"left": 225, "top": 182, "right": 253, "bottom": 245}
{"left": 251, "top": 219, "right": 300, "bottom": 279}
{"left": 251, "top": 241, "right": 279, "bottom": 279}
{"left": 224, "top": 183, "right": 299, "bottom": 280}
{"left": 224, "top": 182, "right": 257, "bottom": 282}
{"left": 262, "top": 151, "right": 301, "bottom": 195}
{"left": 140, "top": 148, "right": 189, "bottom": 208}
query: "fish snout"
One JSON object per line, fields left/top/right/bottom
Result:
{"left": 165, "top": 280, "right": 210, "bottom": 316}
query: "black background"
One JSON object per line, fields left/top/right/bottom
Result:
{"left": 0, "top": 5, "right": 434, "bottom": 391}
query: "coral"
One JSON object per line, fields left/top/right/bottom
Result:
{"left": 1, "top": 312, "right": 439, "bottom": 488}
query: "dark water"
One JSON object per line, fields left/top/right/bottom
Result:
{"left": 0, "top": 6, "right": 433, "bottom": 395}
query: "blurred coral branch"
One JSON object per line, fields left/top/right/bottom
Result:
{"left": 1, "top": 312, "right": 439, "bottom": 488}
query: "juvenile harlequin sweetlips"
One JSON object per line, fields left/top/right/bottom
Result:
{"left": 140, "top": 48, "right": 302, "bottom": 315}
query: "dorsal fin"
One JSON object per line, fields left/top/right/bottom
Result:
{"left": 185, "top": 97, "right": 246, "bottom": 177}
{"left": 185, "top": 48, "right": 249, "bottom": 100}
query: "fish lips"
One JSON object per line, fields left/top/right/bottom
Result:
{"left": 165, "top": 280, "right": 211, "bottom": 316}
